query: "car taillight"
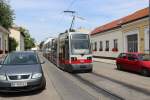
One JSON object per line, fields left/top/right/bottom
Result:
{"left": 71, "top": 57, "right": 77, "bottom": 61}
{"left": 87, "top": 57, "right": 92, "bottom": 60}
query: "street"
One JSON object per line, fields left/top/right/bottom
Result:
{"left": 0, "top": 1, "right": 149, "bottom": 100}
{"left": 0, "top": 54, "right": 149, "bottom": 100}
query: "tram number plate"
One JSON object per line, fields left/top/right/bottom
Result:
{"left": 80, "top": 60, "right": 85, "bottom": 63}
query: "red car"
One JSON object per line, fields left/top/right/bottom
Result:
{"left": 116, "top": 52, "right": 150, "bottom": 76}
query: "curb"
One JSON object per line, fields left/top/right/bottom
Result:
{"left": 93, "top": 60, "right": 116, "bottom": 65}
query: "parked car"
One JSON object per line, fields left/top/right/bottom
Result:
{"left": 116, "top": 52, "right": 150, "bottom": 76}
{"left": 0, "top": 51, "right": 46, "bottom": 92}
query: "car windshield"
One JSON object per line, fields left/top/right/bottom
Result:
{"left": 138, "top": 54, "right": 150, "bottom": 61}
{"left": 3, "top": 53, "right": 39, "bottom": 65}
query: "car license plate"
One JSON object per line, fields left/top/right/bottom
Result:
{"left": 11, "top": 82, "right": 27, "bottom": 87}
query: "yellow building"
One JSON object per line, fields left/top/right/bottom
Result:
{"left": 121, "top": 8, "right": 149, "bottom": 53}
{"left": 91, "top": 7, "right": 149, "bottom": 58}
{"left": 9, "top": 26, "right": 25, "bottom": 51}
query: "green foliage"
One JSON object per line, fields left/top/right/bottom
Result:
{"left": 0, "top": 0, "right": 14, "bottom": 29}
{"left": 9, "top": 37, "right": 18, "bottom": 52}
{"left": 19, "top": 27, "right": 35, "bottom": 50}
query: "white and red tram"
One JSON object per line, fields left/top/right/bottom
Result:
{"left": 57, "top": 31, "right": 93, "bottom": 72}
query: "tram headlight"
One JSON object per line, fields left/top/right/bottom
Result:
{"left": 71, "top": 57, "right": 77, "bottom": 61}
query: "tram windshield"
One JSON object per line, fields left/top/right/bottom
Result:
{"left": 71, "top": 34, "right": 91, "bottom": 55}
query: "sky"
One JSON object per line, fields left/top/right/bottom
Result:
{"left": 9, "top": 0, "right": 148, "bottom": 43}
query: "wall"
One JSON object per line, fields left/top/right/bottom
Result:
{"left": 91, "top": 28, "right": 123, "bottom": 58}
{"left": 122, "top": 17, "right": 149, "bottom": 53}
{"left": 0, "top": 31, "right": 9, "bottom": 53}
{"left": 20, "top": 34, "right": 25, "bottom": 51}
{"left": 10, "top": 28, "right": 22, "bottom": 51}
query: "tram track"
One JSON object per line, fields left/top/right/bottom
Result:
{"left": 73, "top": 74, "right": 125, "bottom": 100}
{"left": 47, "top": 59, "right": 125, "bottom": 100}
{"left": 91, "top": 72, "right": 150, "bottom": 96}
{"left": 70, "top": 71, "right": 150, "bottom": 100}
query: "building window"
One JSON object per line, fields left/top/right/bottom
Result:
{"left": 127, "top": 34, "right": 138, "bottom": 52}
{"left": 94, "top": 42, "right": 97, "bottom": 51}
{"left": 105, "top": 41, "right": 109, "bottom": 51}
{"left": 99, "top": 41, "right": 103, "bottom": 51}
{"left": 112, "top": 39, "right": 118, "bottom": 52}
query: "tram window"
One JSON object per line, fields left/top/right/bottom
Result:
{"left": 65, "top": 39, "right": 69, "bottom": 59}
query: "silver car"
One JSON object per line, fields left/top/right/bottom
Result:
{"left": 0, "top": 51, "right": 46, "bottom": 92}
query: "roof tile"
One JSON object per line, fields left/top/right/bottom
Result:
{"left": 91, "top": 7, "right": 149, "bottom": 35}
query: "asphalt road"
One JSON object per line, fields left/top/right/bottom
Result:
{"left": 0, "top": 55, "right": 150, "bottom": 100}
{"left": 0, "top": 55, "right": 98, "bottom": 100}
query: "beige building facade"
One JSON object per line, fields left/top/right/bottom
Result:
{"left": 91, "top": 7, "right": 149, "bottom": 58}
{"left": 10, "top": 27, "right": 25, "bottom": 51}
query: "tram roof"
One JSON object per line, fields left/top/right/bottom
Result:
{"left": 59, "top": 31, "right": 88, "bottom": 36}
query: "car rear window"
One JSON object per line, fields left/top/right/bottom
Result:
{"left": 118, "top": 53, "right": 127, "bottom": 58}
{"left": 138, "top": 54, "right": 150, "bottom": 61}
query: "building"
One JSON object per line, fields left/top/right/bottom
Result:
{"left": 91, "top": 7, "right": 149, "bottom": 59}
{"left": 121, "top": 8, "right": 149, "bottom": 53}
{"left": 0, "top": 25, "right": 9, "bottom": 54}
{"left": 9, "top": 26, "right": 25, "bottom": 51}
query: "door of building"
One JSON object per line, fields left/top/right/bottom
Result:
{"left": 127, "top": 34, "right": 138, "bottom": 52}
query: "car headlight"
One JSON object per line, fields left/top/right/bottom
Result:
{"left": 0, "top": 75, "right": 6, "bottom": 80}
{"left": 32, "top": 73, "right": 42, "bottom": 79}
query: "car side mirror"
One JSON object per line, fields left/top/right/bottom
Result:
{"left": 40, "top": 61, "right": 45, "bottom": 64}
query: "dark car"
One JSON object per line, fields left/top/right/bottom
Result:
{"left": 0, "top": 51, "right": 46, "bottom": 92}
{"left": 116, "top": 52, "right": 150, "bottom": 76}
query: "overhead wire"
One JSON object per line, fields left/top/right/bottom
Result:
{"left": 53, "top": 0, "right": 78, "bottom": 34}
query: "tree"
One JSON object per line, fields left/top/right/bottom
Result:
{"left": 0, "top": 0, "right": 14, "bottom": 29}
{"left": 9, "top": 37, "right": 18, "bottom": 52}
{"left": 19, "top": 27, "right": 35, "bottom": 50}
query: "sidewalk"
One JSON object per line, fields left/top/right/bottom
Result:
{"left": 93, "top": 58, "right": 116, "bottom": 65}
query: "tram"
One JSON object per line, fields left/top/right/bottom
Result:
{"left": 57, "top": 31, "right": 93, "bottom": 72}
{"left": 51, "top": 38, "right": 58, "bottom": 65}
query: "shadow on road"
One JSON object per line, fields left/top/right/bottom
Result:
{"left": 0, "top": 89, "right": 45, "bottom": 97}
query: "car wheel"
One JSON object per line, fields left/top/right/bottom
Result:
{"left": 141, "top": 69, "right": 149, "bottom": 76}
{"left": 40, "top": 78, "right": 46, "bottom": 90}
{"left": 88, "top": 68, "right": 93, "bottom": 73}
{"left": 117, "top": 64, "right": 122, "bottom": 70}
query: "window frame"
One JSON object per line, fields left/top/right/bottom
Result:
{"left": 99, "top": 41, "right": 103, "bottom": 51}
